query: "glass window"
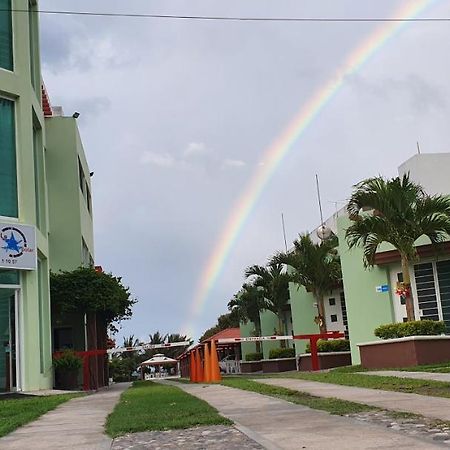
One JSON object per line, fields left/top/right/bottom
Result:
{"left": 330, "top": 314, "right": 338, "bottom": 323}
{"left": 0, "top": 98, "right": 17, "bottom": 217}
{"left": 328, "top": 298, "right": 336, "bottom": 306}
{"left": 0, "top": 269, "right": 19, "bottom": 285}
{"left": 78, "top": 158, "right": 85, "bottom": 195}
{"left": 0, "top": 0, "right": 13, "bottom": 71}
{"left": 28, "top": 1, "right": 39, "bottom": 89}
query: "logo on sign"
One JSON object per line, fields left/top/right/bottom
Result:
{"left": 375, "top": 284, "right": 389, "bottom": 293}
{"left": 1, "top": 226, "right": 29, "bottom": 258}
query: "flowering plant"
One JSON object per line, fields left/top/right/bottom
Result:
{"left": 395, "top": 282, "right": 410, "bottom": 298}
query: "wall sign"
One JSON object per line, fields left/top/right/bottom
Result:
{"left": 0, "top": 223, "right": 37, "bottom": 270}
{"left": 375, "top": 284, "right": 389, "bottom": 293}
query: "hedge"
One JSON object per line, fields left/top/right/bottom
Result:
{"left": 268, "top": 348, "right": 295, "bottom": 359}
{"left": 305, "top": 339, "right": 350, "bottom": 353}
{"left": 374, "top": 320, "right": 446, "bottom": 340}
{"left": 245, "top": 352, "right": 263, "bottom": 362}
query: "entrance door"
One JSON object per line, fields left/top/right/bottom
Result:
{"left": 0, "top": 289, "right": 16, "bottom": 392}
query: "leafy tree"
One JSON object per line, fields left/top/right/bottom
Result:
{"left": 346, "top": 174, "right": 450, "bottom": 321}
{"left": 228, "top": 283, "right": 266, "bottom": 352}
{"left": 50, "top": 267, "right": 136, "bottom": 333}
{"left": 272, "top": 234, "right": 341, "bottom": 333}
{"left": 149, "top": 331, "right": 167, "bottom": 345}
{"left": 123, "top": 335, "right": 140, "bottom": 348}
{"left": 245, "top": 263, "right": 290, "bottom": 343}
{"left": 166, "top": 334, "right": 193, "bottom": 359}
{"left": 199, "top": 311, "right": 240, "bottom": 342}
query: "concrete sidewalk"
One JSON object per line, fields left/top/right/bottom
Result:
{"left": 174, "top": 382, "right": 447, "bottom": 449}
{"left": 258, "top": 378, "right": 450, "bottom": 421}
{"left": 362, "top": 370, "right": 450, "bottom": 383}
{"left": 0, "top": 382, "right": 130, "bottom": 449}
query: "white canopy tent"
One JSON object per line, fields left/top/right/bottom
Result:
{"left": 138, "top": 354, "right": 179, "bottom": 379}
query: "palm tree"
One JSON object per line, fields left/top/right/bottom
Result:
{"left": 122, "top": 334, "right": 140, "bottom": 348}
{"left": 245, "top": 263, "right": 290, "bottom": 344}
{"left": 272, "top": 234, "right": 342, "bottom": 333}
{"left": 228, "top": 283, "right": 266, "bottom": 352}
{"left": 346, "top": 174, "right": 450, "bottom": 321}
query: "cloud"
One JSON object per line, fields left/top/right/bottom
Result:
{"left": 222, "top": 159, "right": 246, "bottom": 169}
{"left": 183, "top": 142, "right": 209, "bottom": 158}
{"left": 140, "top": 151, "right": 175, "bottom": 167}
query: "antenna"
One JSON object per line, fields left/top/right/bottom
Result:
{"left": 315, "top": 174, "right": 324, "bottom": 227}
{"left": 281, "top": 213, "right": 288, "bottom": 252}
{"left": 417, "top": 141, "right": 421, "bottom": 154}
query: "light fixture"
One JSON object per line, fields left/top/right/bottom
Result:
{"left": 72, "top": 112, "right": 80, "bottom": 119}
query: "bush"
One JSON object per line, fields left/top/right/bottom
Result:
{"left": 374, "top": 320, "right": 446, "bottom": 340}
{"left": 53, "top": 350, "right": 83, "bottom": 372}
{"left": 305, "top": 339, "right": 350, "bottom": 353}
{"left": 245, "top": 352, "right": 263, "bottom": 362}
{"left": 268, "top": 348, "right": 295, "bottom": 359}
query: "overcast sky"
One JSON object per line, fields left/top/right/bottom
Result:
{"left": 39, "top": 0, "right": 450, "bottom": 343}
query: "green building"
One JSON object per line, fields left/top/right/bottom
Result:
{"left": 240, "top": 153, "right": 450, "bottom": 366}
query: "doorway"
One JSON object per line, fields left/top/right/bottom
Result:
{"left": 0, "top": 289, "right": 17, "bottom": 392}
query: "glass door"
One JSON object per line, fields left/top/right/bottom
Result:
{"left": 0, "top": 289, "right": 16, "bottom": 392}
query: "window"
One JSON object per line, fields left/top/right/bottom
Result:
{"left": 53, "top": 327, "right": 74, "bottom": 351}
{"left": 0, "top": 98, "right": 17, "bottom": 217}
{"left": 0, "top": 269, "right": 19, "bottom": 285}
{"left": 28, "top": 1, "right": 39, "bottom": 89}
{"left": 78, "top": 158, "right": 86, "bottom": 195}
{"left": 0, "top": 0, "right": 13, "bottom": 71}
{"left": 86, "top": 187, "right": 92, "bottom": 214}
{"left": 330, "top": 314, "right": 338, "bottom": 323}
{"left": 328, "top": 298, "right": 336, "bottom": 306}
{"left": 33, "top": 125, "right": 46, "bottom": 231}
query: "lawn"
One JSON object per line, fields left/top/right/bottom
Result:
{"left": 105, "top": 381, "right": 231, "bottom": 437}
{"left": 221, "top": 378, "right": 375, "bottom": 415}
{"left": 0, "top": 394, "right": 80, "bottom": 438}
{"left": 273, "top": 371, "right": 450, "bottom": 398}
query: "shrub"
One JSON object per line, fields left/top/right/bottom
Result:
{"left": 374, "top": 320, "right": 446, "bottom": 340}
{"left": 245, "top": 352, "right": 263, "bottom": 362}
{"left": 305, "top": 339, "right": 350, "bottom": 353}
{"left": 53, "top": 350, "right": 83, "bottom": 372}
{"left": 268, "top": 348, "right": 295, "bottom": 359}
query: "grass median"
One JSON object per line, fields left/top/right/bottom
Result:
{"left": 221, "top": 378, "right": 375, "bottom": 415}
{"left": 272, "top": 371, "right": 450, "bottom": 398}
{"left": 105, "top": 381, "right": 231, "bottom": 437}
{"left": 0, "top": 393, "right": 81, "bottom": 438}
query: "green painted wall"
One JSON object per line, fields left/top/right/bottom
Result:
{"left": 45, "top": 117, "right": 94, "bottom": 272}
{"left": 0, "top": 1, "right": 53, "bottom": 391}
{"left": 289, "top": 283, "right": 318, "bottom": 355}
{"left": 337, "top": 216, "right": 394, "bottom": 364}
{"left": 260, "top": 310, "right": 280, "bottom": 359}
{"left": 239, "top": 321, "right": 257, "bottom": 359}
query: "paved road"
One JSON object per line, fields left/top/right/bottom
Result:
{"left": 0, "top": 382, "right": 130, "bottom": 449}
{"left": 362, "top": 370, "right": 450, "bottom": 383}
{"left": 258, "top": 378, "right": 450, "bottom": 421}
{"left": 175, "top": 382, "right": 447, "bottom": 449}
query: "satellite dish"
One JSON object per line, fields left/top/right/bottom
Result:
{"left": 317, "top": 225, "right": 332, "bottom": 241}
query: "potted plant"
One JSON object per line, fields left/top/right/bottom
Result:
{"left": 53, "top": 350, "right": 83, "bottom": 390}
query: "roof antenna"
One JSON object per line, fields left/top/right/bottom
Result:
{"left": 315, "top": 174, "right": 324, "bottom": 228}
{"left": 316, "top": 174, "right": 332, "bottom": 241}
{"left": 417, "top": 141, "right": 421, "bottom": 154}
{"left": 281, "top": 213, "right": 288, "bottom": 252}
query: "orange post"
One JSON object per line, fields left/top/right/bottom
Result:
{"left": 189, "top": 351, "right": 197, "bottom": 382}
{"left": 203, "top": 343, "right": 211, "bottom": 383}
{"left": 210, "top": 339, "right": 222, "bottom": 382}
{"left": 195, "top": 347, "right": 204, "bottom": 382}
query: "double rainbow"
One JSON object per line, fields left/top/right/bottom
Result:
{"left": 185, "top": 0, "right": 435, "bottom": 337}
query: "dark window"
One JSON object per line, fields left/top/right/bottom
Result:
{"left": 53, "top": 327, "right": 73, "bottom": 351}
{"left": 78, "top": 158, "right": 85, "bottom": 194}
{"left": 329, "top": 298, "right": 336, "bottom": 306}
{"left": 0, "top": 0, "right": 13, "bottom": 71}
{"left": 330, "top": 314, "right": 338, "bottom": 323}
{"left": 0, "top": 98, "right": 17, "bottom": 217}
{"left": 0, "top": 269, "right": 19, "bottom": 284}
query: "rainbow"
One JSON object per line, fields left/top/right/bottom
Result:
{"left": 185, "top": 0, "right": 435, "bottom": 337}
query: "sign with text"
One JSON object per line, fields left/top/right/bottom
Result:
{"left": 375, "top": 284, "right": 389, "bottom": 293}
{"left": 0, "top": 223, "right": 37, "bottom": 270}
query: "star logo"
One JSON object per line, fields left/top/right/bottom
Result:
{"left": 1, "top": 227, "right": 27, "bottom": 258}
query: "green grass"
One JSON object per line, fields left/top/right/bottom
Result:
{"left": 398, "top": 362, "right": 450, "bottom": 373}
{"left": 105, "top": 381, "right": 231, "bottom": 437}
{"left": 0, "top": 394, "right": 81, "bottom": 438}
{"left": 273, "top": 371, "right": 450, "bottom": 398}
{"left": 221, "top": 378, "right": 375, "bottom": 415}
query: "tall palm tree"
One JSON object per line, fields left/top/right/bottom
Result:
{"left": 272, "top": 234, "right": 342, "bottom": 333}
{"left": 245, "top": 263, "right": 290, "bottom": 343}
{"left": 228, "top": 283, "right": 266, "bottom": 353}
{"left": 346, "top": 174, "right": 450, "bottom": 321}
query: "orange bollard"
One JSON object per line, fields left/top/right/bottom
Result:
{"left": 203, "top": 343, "right": 211, "bottom": 383}
{"left": 189, "top": 351, "right": 197, "bottom": 382}
{"left": 195, "top": 347, "right": 204, "bottom": 382}
{"left": 210, "top": 339, "right": 222, "bottom": 382}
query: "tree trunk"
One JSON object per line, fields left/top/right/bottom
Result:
{"left": 317, "top": 295, "right": 327, "bottom": 334}
{"left": 278, "top": 315, "right": 286, "bottom": 349}
{"left": 401, "top": 256, "right": 415, "bottom": 321}
{"left": 255, "top": 321, "right": 261, "bottom": 354}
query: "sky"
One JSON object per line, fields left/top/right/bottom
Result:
{"left": 39, "top": 0, "right": 450, "bottom": 343}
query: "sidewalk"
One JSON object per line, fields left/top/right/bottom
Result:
{"left": 174, "top": 382, "right": 446, "bottom": 449}
{"left": 0, "top": 382, "right": 130, "bottom": 449}
{"left": 362, "top": 370, "right": 450, "bottom": 383}
{"left": 258, "top": 378, "right": 450, "bottom": 421}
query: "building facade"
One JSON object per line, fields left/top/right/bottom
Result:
{"left": 0, "top": 0, "right": 52, "bottom": 391}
